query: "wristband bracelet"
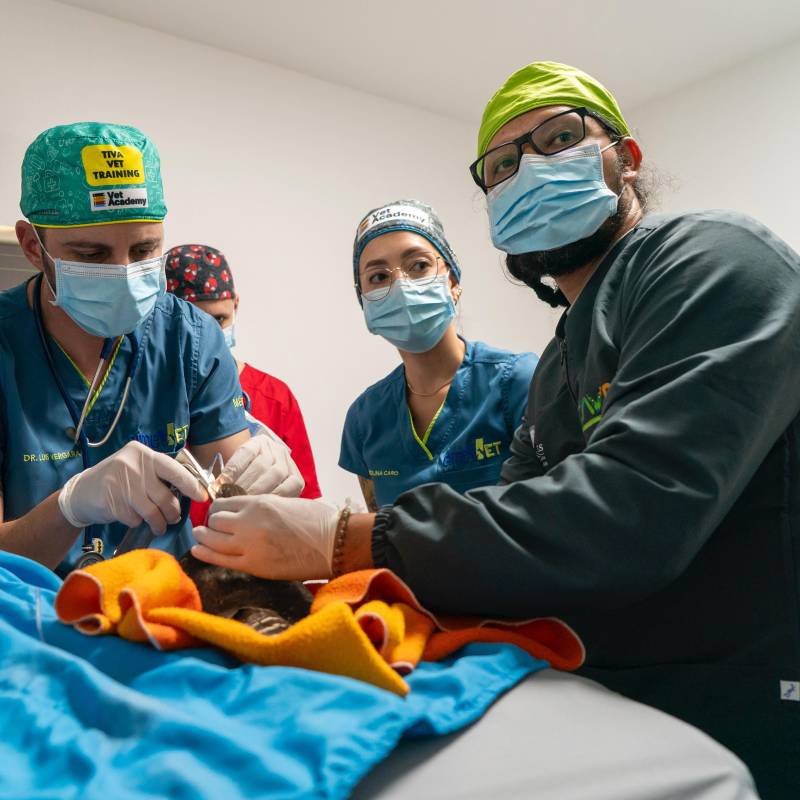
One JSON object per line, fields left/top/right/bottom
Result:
{"left": 331, "top": 501, "right": 352, "bottom": 579}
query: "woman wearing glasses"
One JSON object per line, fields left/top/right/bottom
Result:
{"left": 340, "top": 200, "right": 537, "bottom": 510}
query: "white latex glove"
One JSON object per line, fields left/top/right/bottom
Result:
{"left": 58, "top": 440, "right": 207, "bottom": 534}
{"left": 191, "top": 494, "right": 338, "bottom": 580}
{"left": 217, "top": 432, "right": 305, "bottom": 497}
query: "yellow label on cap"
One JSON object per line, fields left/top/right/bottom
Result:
{"left": 81, "top": 144, "right": 145, "bottom": 187}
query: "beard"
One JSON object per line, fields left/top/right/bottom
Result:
{"left": 505, "top": 163, "right": 632, "bottom": 307}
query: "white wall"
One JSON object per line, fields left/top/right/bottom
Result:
{"left": 0, "top": 0, "right": 557, "bottom": 503}
{"left": 7, "top": 2, "right": 794, "bottom": 504}
{"left": 630, "top": 37, "right": 800, "bottom": 252}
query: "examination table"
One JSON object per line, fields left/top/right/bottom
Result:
{"left": 358, "top": 670, "right": 758, "bottom": 800}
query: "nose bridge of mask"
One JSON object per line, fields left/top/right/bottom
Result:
{"left": 396, "top": 272, "right": 446, "bottom": 292}
{"left": 526, "top": 141, "right": 601, "bottom": 165}
{"left": 56, "top": 254, "right": 164, "bottom": 279}
{"left": 491, "top": 142, "right": 605, "bottom": 200}
{"left": 530, "top": 144, "right": 604, "bottom": 177}
{"left": 364, "top": 272, "right": 445, "bottom": 302}
{"left": 54, "top": 255, "right": 165, "bottom": 309}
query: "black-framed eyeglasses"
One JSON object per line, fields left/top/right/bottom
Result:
{"left": 469, "top": 107, "right": 620, "bottom": 193}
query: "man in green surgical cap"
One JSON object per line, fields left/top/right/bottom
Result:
{"left": 0, "top": 122, "right": 303, "bottom": 577}
{"left": 188, "top": 63, "right": 799, "bottom": 797}
{"left": 473, "top": 61, "right": 644, "bottom": 306}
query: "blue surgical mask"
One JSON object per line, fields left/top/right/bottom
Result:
{"left": 45, "top": 255, "right": 166, "bottom": 338}
{"left": 30, "top": 223, "right": 166, "bottom": 338}
{"left": 487, "top": 142, "right": 620, "bottom": 255}
{"left": 223, "top": 322, "right": 236, "bottom": 349}
{"left": 363, "top": 275, "right": 455, "bottom": 353}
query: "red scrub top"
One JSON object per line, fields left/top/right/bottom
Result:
{"left": 239, "top": 363, "right": 321, "bottom": 499}
{"left": 189, "top": 363, "right": 322, "bottom": 527}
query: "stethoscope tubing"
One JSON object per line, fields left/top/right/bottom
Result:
{"left": 31, "top": 273, "right": 146, "bottom": 551}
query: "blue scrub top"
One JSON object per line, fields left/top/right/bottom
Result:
{"left": 0, "top": 280, "right": 247, "bottom": 575}
{"left": 339, "top": 340, "right": 537, "bottom": 506}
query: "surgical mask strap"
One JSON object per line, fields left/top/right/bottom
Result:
{"left": 596, "top": 138, "right": 624, "bottom": 191}
{"left": 453, "top": 284, "right": 463, "bottom": 335}
{"left": 598, "top": 138, "right": 625, "bottom": 200}
{"left": 43, "top": 273, "right": 57, "bottom": 304}
{"left": 28, "top": 223, "right": 59, "bottom": 303}
{"left": 600, "top": 138, "right": 621, "bottom": 154}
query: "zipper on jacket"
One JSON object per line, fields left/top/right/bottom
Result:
{"left": 559, "top": 338, "right": 578, "bottom": 406}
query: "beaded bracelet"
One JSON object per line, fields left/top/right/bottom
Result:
{"left": 331, "top": 501, "right": 352, "bottom": 578}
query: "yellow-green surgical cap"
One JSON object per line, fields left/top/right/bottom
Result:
{"left": 477, "top": 61, "right": 630, "bottom": 158}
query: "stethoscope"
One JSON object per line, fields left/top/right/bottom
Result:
{"left": 32, "top": 273, "right": 146, "bottom": 562}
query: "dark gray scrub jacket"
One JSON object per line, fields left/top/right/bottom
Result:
{"left": 372, "top": 211, "right": 800, "bottom": 799}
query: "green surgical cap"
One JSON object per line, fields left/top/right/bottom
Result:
{"left": 477, "top": 61, "right": 630, "bottom": 157}
{"left": 20, "top": 122, "right": 167, "bottom": 228}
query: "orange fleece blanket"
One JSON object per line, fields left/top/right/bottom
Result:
{"left": 55, "top": 550, "right": 584, "bottom": 696}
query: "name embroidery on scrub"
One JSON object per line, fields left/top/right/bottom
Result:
{"left": 369, "top": 469, "right": 400, "bottom": 478}
{"left": 22, "top": 449, "right": 81, "bottom": 463}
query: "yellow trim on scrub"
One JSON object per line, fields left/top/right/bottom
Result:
{"left": 55, "top": 336, "right": 124, "bottom": 418}
{"left": 407, "top": 401, "right": 446, "bottom": 461}
{"left": 31, "top": 218, "right": 165, "bottom": 229}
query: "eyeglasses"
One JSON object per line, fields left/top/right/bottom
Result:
{"left": 469, "top": 107, "right": 620, "bottom": 193}
{"left": 357, "top": 253, "right": 442, "bottom": 301}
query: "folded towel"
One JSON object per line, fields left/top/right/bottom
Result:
{"left": 312, "top": 569, "right": 585, "bottom": 673}
{"left": 56, "top": 551, "right": 583, "bottom": 695}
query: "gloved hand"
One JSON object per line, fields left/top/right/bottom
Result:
{"left": 58, "top": 440, "right": 208, "bottom": 533}
{"left": 216, "top": 432, "right": 305, "bottom": 497}
{"left": 191, "top": 494, "right": 339, "bottom": 580}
